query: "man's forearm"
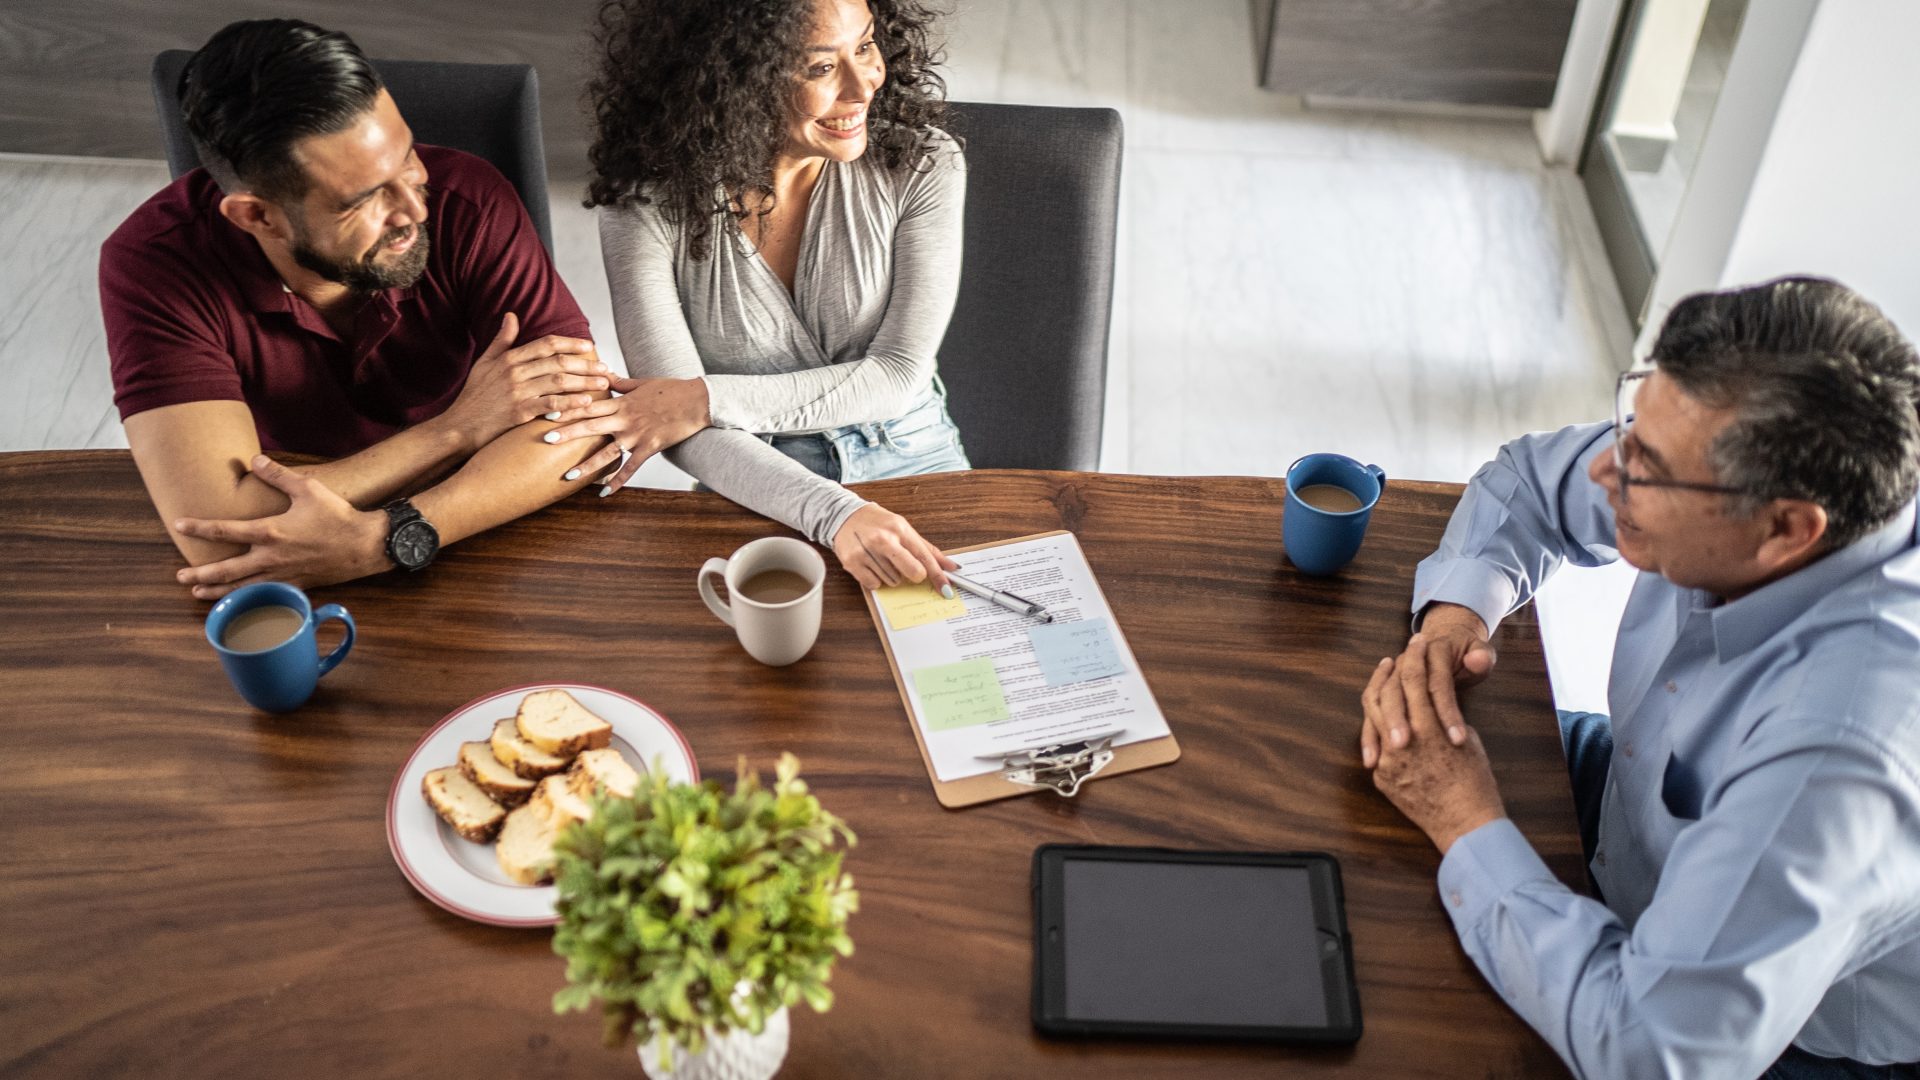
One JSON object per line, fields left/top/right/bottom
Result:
{"left": 192, "top": 414, "right": 470, "bottom": 560}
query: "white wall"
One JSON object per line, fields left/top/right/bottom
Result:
{"left": 1643, "top": 0, "right": 1920, "bottom": 342}
{"left": 1717, "top": 0, "right": 1920, "bottom": 333}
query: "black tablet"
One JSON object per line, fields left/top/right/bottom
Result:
{"left": 1032, "top": 845, "right": 1361, "bottom": 1043}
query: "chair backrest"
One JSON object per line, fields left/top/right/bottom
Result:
{"left": 149, "top": 50, "right": 555, "bottom": 256}
{"left": 937, "top": 102, "right": 1122, "bottom": 472}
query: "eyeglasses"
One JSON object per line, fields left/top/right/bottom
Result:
{"left": 1612, "top": 370, "right": 1759, "bottom": 505}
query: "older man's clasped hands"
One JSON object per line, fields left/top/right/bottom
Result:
{"left": 1359, "top": 601, "right": 1509, "bottom": 855}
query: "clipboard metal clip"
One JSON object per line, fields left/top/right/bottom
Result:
{"left": 996, "top": 730, "right": 1121, "bottom": 798}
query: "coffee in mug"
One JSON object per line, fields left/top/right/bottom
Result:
{"left": 737, "top": 569, "right": 815, "bottom": 605}
{"left": 1283, "top": 453, "right": 1388, "bottom": 575}
{"left": 220, "top": 605, "right": 306, "bottom": 652}
{"left": 698, "top": 538, "right": 827, "bottom": 666}
{"left": 1294, "top": 484, "right": 1364, "bottom": 513}
{"left": 204, "top": 582, "right": 356, "bottom": 712}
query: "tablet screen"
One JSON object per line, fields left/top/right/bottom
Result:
{"left": 1060, "top": 857, "right": 1328, "bottom": 1027}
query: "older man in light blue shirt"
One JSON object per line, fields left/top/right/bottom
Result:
{"left": 1359, "top": 278, "right": 1920, "bottom": 1080}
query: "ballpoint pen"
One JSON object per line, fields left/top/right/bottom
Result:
{"left": 944, "top": 571, "right": 1054, "bottom": 623}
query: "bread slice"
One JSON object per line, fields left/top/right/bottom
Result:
{"left": 566, "top": 748, "right": 642, "bottom": 801}
{"left": 515, "top": 689, "right": 613, "bottom": 757}
{"left": 423, "top": 766, "right": 506, "bottom": 844}
{"left": 495, "top": 803, "right": 561, "bottom": 885}
{"left": 490, "top": 717, "right": 570, "bottom": 780}
{"left": 531, "top": 773, "right": 595, "bottom": 827}
{"left": 458, "top": 739, "right": 535, "bottom": 806}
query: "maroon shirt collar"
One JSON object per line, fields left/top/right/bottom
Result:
{"left": 209, "top": 185, "right": 412, "bottom": 349}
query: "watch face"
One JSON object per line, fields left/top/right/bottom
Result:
{"left": 392, "top": 519, "right": 438, "bottom": 569}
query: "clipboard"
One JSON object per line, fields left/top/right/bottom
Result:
{"left": 862, "top": 530, "right": 1181, "bottom": 808}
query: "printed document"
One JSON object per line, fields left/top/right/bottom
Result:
{"left": 875, "top": 532, "right": 1171, "bottom": 781}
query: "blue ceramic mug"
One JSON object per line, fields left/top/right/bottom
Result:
{"left": 1284, "top": 454, "right": 1388, "bottom": 575}
{"left": 204, "top": 582, "right": 355, "bottom": 712}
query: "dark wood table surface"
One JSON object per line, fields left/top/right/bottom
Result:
{"left": 0, "top": 452, "right": 1583, "bottom": 1078}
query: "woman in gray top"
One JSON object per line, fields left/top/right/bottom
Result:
{"left": 549, "top": 0, "right": 968, "bottom": 592}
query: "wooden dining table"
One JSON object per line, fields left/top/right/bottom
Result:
{"left": 0, "top": 451, "right": 1585, "bottom": 1078}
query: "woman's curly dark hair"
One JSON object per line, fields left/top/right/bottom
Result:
{"left": 583, "top": 0, "right": 951, "bottom": 260}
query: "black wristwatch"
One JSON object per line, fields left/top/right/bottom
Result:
{"left": 382, "top": 498, "right": 440, "bottom": 572}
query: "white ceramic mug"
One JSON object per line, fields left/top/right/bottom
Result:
{"left": 698, "top": 538, "right": 826, "bottom": 667}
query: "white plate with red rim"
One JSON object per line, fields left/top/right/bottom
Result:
{"left": 386, "top": 682, "right": 699, "bottom": 927}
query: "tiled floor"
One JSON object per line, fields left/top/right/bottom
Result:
{"left": 0, "top": 0, "right": 1636, "bottom": 710}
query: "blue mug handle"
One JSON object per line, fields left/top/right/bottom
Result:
{"left": 314, "top": 604, "right": 356, "bottom": 677}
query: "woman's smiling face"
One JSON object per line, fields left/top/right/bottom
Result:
{"left": 781, "top": 0, "right": 885, "bottom": 166}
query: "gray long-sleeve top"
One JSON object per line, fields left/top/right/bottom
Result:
{"left": 598, "top": 129, "right": 965, "bottom": 545}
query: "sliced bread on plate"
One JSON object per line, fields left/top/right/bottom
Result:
{"left": 490, "top": 717, "right": 570, "bottom": 780}
{"left": 423, "top": 766, "right": 506, "bottom": 844}
{"left": 458, "top": 740, "right": 536, "bottom": 805}
{"left": 495, "top": 803, "right": 561, "bottom": 885}
{"left": 567, "top": 747, "right": 643, "bottom": 801}
{"left": 515, "top": 689, "right": 613, "bottom": 757}
{"left": 531, "top": 773, "right": 595, "bottom": 827}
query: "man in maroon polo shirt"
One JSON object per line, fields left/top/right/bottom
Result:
{"left": 102, "top": 19, "right": 708, "bottom": 597}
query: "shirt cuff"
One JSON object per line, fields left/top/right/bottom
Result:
{"left": 701, "top": 374, "right": 755, "bottom": 430}
{"left": 1436, "top": 817, "right": 1558, "bottom": 936}
{"left": 1410, "top": 559, "right": 1518, "bottom": 640}
{"left": 816, "top": 492, "right": 869, "bottom": 549}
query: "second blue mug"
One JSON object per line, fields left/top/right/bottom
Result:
{"left": 1284, "top": 454, "right": 1387, "bottom": 576}
{"left": 204, "top": 582, "right": 356, "bottom": 713}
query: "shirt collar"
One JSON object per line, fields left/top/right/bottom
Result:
{"left": 1708, "top": 498, "right": 1919, "bottom": 660}
{"left": 210, "top": 191, "right": 412, "bottom": 316}
{"left": 217, "top": 211, "right": 295, "bottom": 316}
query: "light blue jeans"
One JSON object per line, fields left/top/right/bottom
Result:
{"left": 760, "top": 378, "right": 970, "bottom": 483}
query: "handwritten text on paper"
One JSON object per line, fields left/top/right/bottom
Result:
{"left": 876, "top": 582, "right": 969, "bottom": 631}
{"left": 1028, "top": 618, "right": 1127, "bottom": 686}
{"left": 911, "top": 658, "right": 1012, "bottom": 730}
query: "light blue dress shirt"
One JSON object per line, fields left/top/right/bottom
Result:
{"left": 1412, "top": 421, "right": 1920, "bottom": 1078}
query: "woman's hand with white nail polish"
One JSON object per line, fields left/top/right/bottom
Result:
{"left": 546, "top": 376, "right": 709, "bottom": 490}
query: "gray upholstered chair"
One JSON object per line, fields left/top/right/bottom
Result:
{"left": 938, "top": 103, "right": 1122, "bottom": 472}
{"left": 149, "top": 51, "right": 555, "bottom": 256}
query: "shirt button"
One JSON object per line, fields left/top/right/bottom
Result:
{"left": 1596, "top": 850, "right": 1607, "bottom": 867}
{"left": 1665, "top": 680, "right": 1678, "bottom": 693}
{"left": 1449, "top": 890, "right": 1463, "bottom": 908}
{"left": 1623, "top": 741, "right": 1635, "bottom": 758}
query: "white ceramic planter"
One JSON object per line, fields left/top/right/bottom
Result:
{"left": 637, "top": 1005, "right": 790, "bottom": 1080}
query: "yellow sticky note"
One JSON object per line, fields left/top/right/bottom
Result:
{"left": 911, "top": 658, "right": 1011, "bottom": 731}
{"left": 875, "top": 581, "right": 967, "bottom": 631}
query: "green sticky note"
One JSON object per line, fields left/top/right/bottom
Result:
{"left": 911, "top": 658, "right": 1011, "bottom": 731}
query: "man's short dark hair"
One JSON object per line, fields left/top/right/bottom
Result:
{"left": 1653, "top": 276, "right": 1920, "bottom": 549}
{"left": 179, "top": 19, "right": 383, "bottom": 202}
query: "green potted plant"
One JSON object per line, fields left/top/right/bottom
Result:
{"left": 551, "top": 753, "right": 858, "bottom": 1079}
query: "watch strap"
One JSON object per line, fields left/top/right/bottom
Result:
{"left": 382, "top": 498, "right": 438, "bottom": 571}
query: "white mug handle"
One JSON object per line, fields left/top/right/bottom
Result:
{"left": 698, "top": 558, "right": 735, "bottom": 627}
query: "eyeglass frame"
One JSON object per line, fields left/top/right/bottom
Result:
{"left": 1612, "top": 369, "right": 1767, "bottom": 504}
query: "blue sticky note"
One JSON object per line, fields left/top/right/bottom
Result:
{"left": 1028, "top": 618, "right": 1126, "bottom": 686}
